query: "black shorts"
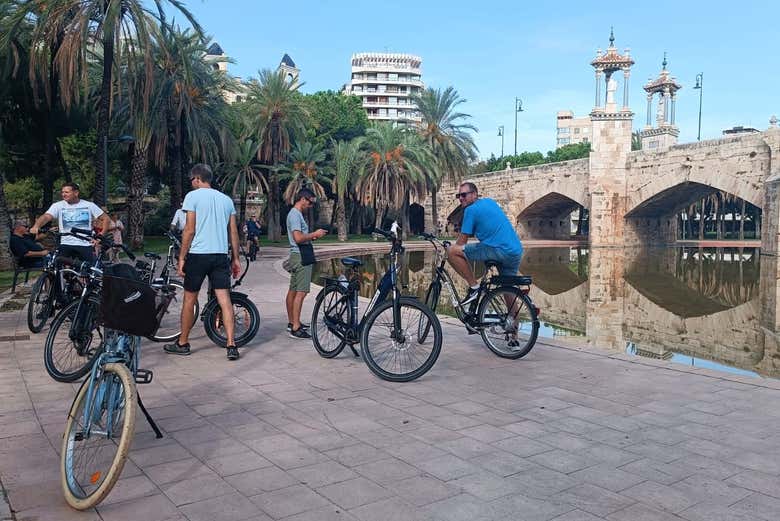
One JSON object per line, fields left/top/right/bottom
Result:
{"left": 59, "top": 245, "right": 95, "bottom": 264}
{"left": 183, "top": 253, "right": 230, "bottom": 292}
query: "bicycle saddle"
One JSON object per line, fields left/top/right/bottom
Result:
{"left": 144, "top": 252, "right": 162, "bottom": 260}
{"left": 341, "top": 257, "right": 363, "bottom": 268}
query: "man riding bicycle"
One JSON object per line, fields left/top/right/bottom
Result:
{"left": 447, "top": 181, "right": 523, "bottom": 306}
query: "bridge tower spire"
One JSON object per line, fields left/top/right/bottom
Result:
{"left": 588, "top": 29, "right": 634, "bottom": 247}
{"left": 640, "top": 53, "right": 682, "bottom": 150}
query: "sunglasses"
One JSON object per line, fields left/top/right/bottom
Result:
{"left": 455, "top": 191, "right": 474, "bottom": 199}
{"left": 306, "top": 198, "right": 317, "bottom": 204}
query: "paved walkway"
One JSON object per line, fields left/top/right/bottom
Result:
{"left": 3, "top": 247, "right": 780, "bottom": 521}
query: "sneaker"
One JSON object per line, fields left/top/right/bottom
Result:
{"left": 460, "top": 287, "right": 480, "bottom": 307}
{"left": 289, "top": 327, "right": 312, "bottom": 339}
{"left": 164, "top": 342, "right": 191, "bottom": 355}
{"left": 286, "top": 322, "right": 310, "bottom": 332}
{"left": 226, "top": 345, "right": 239, "bottom": 361}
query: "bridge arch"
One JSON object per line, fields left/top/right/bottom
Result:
{"left": 515, "top": 192, "right": 588, "bottom": 240}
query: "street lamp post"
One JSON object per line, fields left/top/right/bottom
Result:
{"left": 694, "top": 73, "right": 703, "bottom": 141}
{"left": 514, "top": 98, "right": 523, "bottom": 156}
{"left": 102, "top": 134, "right": 135, "bottom": 205}
{"left": 498, "top": 126, "right": 504, "bottom": 157}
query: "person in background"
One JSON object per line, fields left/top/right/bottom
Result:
{"left": 105, "top": 211, "right": 125, "bottom": 261}
{"left": 246, "top": 216, "right": 261, "bottom": 261}
{"left": 170, "top": 206, "right": 186, "bottom": 235}
{"left": 285, "top": 188, "right": 327, "bottom": 338}
{"left": 30, "top": 182, "right": 107, "bottom": 263}
{"left": 10, "top": 221, "right": 49, "bottom": 269}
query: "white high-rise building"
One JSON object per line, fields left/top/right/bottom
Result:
{"left": 344, "top": 53, "right": 424, "bottom": 125}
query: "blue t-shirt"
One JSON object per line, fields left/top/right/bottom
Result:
{"left": 460, "top": 198, "right": 522, "bottom": 255}
{"left": 181, "top": 188, "right": 236, "bottom": 254}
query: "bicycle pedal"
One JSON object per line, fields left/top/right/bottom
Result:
{"left": 135, "top": 369, "right": 154, "bottom": 384}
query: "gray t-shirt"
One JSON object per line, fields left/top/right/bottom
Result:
{"left": 286, "top": 207, "right": 308, "bottom": 254}
{"left": 181, "top": 188, "right": 236, "bottom": 254}
{"left": 45, "top": 199, "right": 103, "bottom": 247}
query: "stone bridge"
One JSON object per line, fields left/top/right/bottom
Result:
{"left": 433, "top": 127, "right": 780, "bottom": 254}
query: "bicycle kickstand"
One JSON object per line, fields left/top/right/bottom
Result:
{"left": 137, "top": 394, "right": 164, "bottom": 439}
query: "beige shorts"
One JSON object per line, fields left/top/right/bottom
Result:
{"left": 288, "top": 252, "right": 312, "bottom": 293}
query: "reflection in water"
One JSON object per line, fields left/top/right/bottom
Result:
{"left": 314, "top": 245, "right": 780, "bottom": 378}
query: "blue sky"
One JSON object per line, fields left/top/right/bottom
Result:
{"left": 179, "top": 0, "right": 779, "bottom": 159}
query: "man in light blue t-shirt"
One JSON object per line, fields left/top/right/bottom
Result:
{"left": 448, "top": 181, "right": 523, "bottom": 305}
{"left": 164, "top": 164, "right": 243, "bottom": 361}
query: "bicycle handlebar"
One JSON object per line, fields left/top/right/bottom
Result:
{"left": 65, "top": 227, "right": 136, "bottom": 261}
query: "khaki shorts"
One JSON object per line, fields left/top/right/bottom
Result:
{"left": 288, "top": 252, "right": 312, "bottom": 292}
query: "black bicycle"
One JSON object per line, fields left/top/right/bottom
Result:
{"left": 417, "top": 233, "right": 540, "bottom": 359}
{"left": 311, "top": 223, "right": 442, "bottom": 382}
{"left": 27, "top": 243, "right": 84, "bottom": 333}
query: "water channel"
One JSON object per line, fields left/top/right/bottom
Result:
{"left": 313, "top": 245, "right": 780, "bottom": 380}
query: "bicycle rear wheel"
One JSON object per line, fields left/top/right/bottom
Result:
{"left": 311, "top": 285, "right": 348, "bottom": 358}
{"left": 44, "top": 296, "right": 104, "bottom": 382}
{"left": 203, "top": 293, "right": 260, "bottom": 347}
{"left": 61, "top": 362, "right": 136, "bottom": 510}
{"left": 416, "top": 282, "right": 440, "bottom": 343}
{"left": 150, "top": 282, "right": 199, "bottom": 342}
{"left": 477, "top": 286, "right": 539, "bottom": 359}
{"left": 28, "top": 273, "right": 54, "bottom": 333}
{"left": 361, "top": 297, "right": 442, "bottom": 382}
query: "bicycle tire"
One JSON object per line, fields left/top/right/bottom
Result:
{"left": 416, "top": 282, "right": 440, "bottom": 343}
{"left": 477, "top": 286, "right": 539, "bottom": 359}
{"left": 203, "top": 293, "right": 260, "bottom": 348}
{"left": 61, "top": 362, "right": 136, "bottom": 510}
{"left": 28, "top": 273, "right": 54, "bottom": 333}
{"left": 311, "top": 285, "right": 349, "bottom": 358}
{"left": 360, "top": 297, "right": 442, "bottom": 382}
{"left": 149, "top": 282, "right": 199, "bottom": 342}
{"left": 44, "top": 296, "right": 104, "bottom": 382}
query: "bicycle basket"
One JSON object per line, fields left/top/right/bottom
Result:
{"left": 100, "top": 274, "right": 159, "bottom": 337}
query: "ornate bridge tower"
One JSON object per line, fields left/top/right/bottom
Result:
{"left": 588, "top": 28, "right": 635, "bottom": 248}
{"left": 640, "top": 54, "right": 682, "bottom": 151}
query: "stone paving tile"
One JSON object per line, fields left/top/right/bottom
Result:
{"left": 161, "top": 473, "right": 236, "bottom": 506}
{"left": 554, "top": 483, "right": 636, "bottom": 517}
{"left": 96, "top": 493, "right": 181, "bottom": 521}
{"left": 568, "top": 463, "right": 646, "bottom": 493}
{"left": 489, "top": 493, "right": 575, "bottom": 521}
{"left": 205, "top": 450, "right": 274, "bottom": 477}
{"left": 349, "top": 497, "right": 433, "bottom": 521}
{"left": 505, "top": 466, "right": 580, "bottom": 498}
{"left": 317, "top": 477, "right": 394, "bottom": 510}
{"left": 727, "top": 492, "right": 780, "bottom": 520}
{"left": 290, "top": 460, "right": 359, "bottom": 488}
{"left": 412, "top": 453, "right": 481, "bottom": 481}
{"left": 449, "top": 470, "right": 523, "bottom": 501}
{"left": 490, "top": 435, "right": 554, "bottom": 458}
{"left": 617, "top": 458, "right": 694, "bottom": 485}
{"left": 726, "top": 468, "right": 780, "bottom": 499}
{"left": 178, "top": 492, "right": 264, "bottom": 521}
{"left": 605, "top": 502, "right": 685, "bottom": 521}
{"left": 549, "top": 510, "right": 604, "bottom": 521}
{"left": 129, "top": 441, "right": 192, "bottom": 468}
{"left": 678, "top": 502, "right": 761, "bottom": 521}
{"left": 250, "top": 484, "right": 331, "bottom": 519}
{"left": 143, "top": 457, "right": 215, "bottom": 486}
{"left": 620, "top": 480, "right": 700, "bottom": 514}
{"left": 101, "top": 475, "right": 160, "bottom": 506}
{"left": 286, "top": 504, "right": 359, "bottom": 521}
{"left": 468, "top": 450, "right": 537, "bottom": 477}
{"left": 354, "top": 457, "right": 421, "bottom": 485}
{"left": 528, "top": 449, "right": 600, "bottom": 474}
{"left": 13, "top": 503, "right": 103, "bottom": 521}
{"left": 224, "top": 466, "right": 299, "bottom": 496}
{"left": 421, "top": 492, "right": 503, "bottom": 521}
{"left": 324, "top": 442, "right": 389, "bottom": 467}
{"left": 456, "top": 424, "right": 515, "bottom": 443}
{"left": 385, "top": 475, "right": 459, "bottom": 507}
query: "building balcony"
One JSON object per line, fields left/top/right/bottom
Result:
{"left": 352, "top": 65, "right": 421, "bottom": 74}
{"left": 350, "top": 77, "right": 424, "bottom": 87}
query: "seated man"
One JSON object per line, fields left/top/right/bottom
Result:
{"left": 10, "top": 221, "right": 49, "bottom": 268}
{"left": 447, "top": 181, "right": 523, "bottom": 305}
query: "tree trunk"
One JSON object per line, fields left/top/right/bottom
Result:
{"left": 336, "top": 194, "right": 347, "bottom": 241}
{"left": 714, "top": 194, "right": 721, "bottom": 240}
{"left": 55, "top": 138, "right": 71, "bottom": 183}
{"left": 374, "top": 206, "right": 385, "bottom": 232}
{"left": 756, "top": 208, "right": 761, "bottom": 239}
{"left": 0, "top": 172, "right": 13, "bottom": 270}
{"left": 430, "top": 187, "right": 438, "bottom": 234}
{"left": 127, "top": 145, "right": 147, "bottom": 250}
{"left": 575, "top": 204, "right": 584, "bottom": 236}
{"left": 93, "top": 29, "right": 114, "bottom": 207}
{"left": 401, "top": 197, "right": 410, "bottom": 240}
{"left": 266, "top": 172, "right": 281, "bottom": 241}
{"left": 238, "top": 192, "right": 247, "bottom": 242}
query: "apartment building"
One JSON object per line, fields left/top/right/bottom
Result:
{"left": 344, "top": 52, "right": 424, "bottom": 125}
{"left": 556, "top": 110, "right": 591, "bottom": 148}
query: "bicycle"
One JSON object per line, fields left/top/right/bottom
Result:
{"left": 61, "top": 268, "right": 167, "bottom": 510}
{"left": 417, "top": 233, "right": 540, "bottom": 359}
{"left": 198, "top": 250, "right": 260, "bottom": 347}
{"left": 311, "top": 223, "right": 443, "bottom": 382}
{"left": 27, "top": 244, "right": 85, "bottom": 333}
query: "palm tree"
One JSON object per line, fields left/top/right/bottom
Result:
{"left": 412, "top": 87, "right": 477, "bottom": 232}
{"left": 329, "top": 138, "right": 364, "bottom": 241}
{"left": 355, "top": 123, "right": 435, "bottom": 238}
{"left": 10, "top": 0, "right": 202, "bottom": 206}
{"left": 281, "top": 141, "right": 328, "bottom": 203}
{"left": 220, "top": 138, "right": 269, "bottom": 236}
{"left": 244, "top": 69, "right": 308, "bottom": 241}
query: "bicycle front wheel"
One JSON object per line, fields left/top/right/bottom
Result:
{"left": 44, "top": 296, "right": 104, "bottom": 382}
{"left": 311, "top": 285, "right": 349, "bottom": 358}
{"left": 477, "top": 286, "right": 539, "bottom": 359}
{"left": 28, "top": 273, "right": 54, "bottom": 333}
{"left": 150, "top": 282, "right": 199, "bottom": 342}
{"left": 61, "top": 362, "right": 136, "bottom": 510}
{"left": 416, "top": 282, "right": 440, "bottom": 343}
{"left": 361, "top": 297, "right": 442, "bottom": 382}
{"left": 203, "top": 293, "right": 260, "bottom": 347}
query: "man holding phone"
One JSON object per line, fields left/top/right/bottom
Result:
{"left": 164, "top": 164, "right": 243, "bottom": 361}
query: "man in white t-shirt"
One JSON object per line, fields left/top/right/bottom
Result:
{"left": 31, "top": 182, "right": 107, "bottom": 263}
{"left": 170, "top": 207, "right": 186, "bottom": 233}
